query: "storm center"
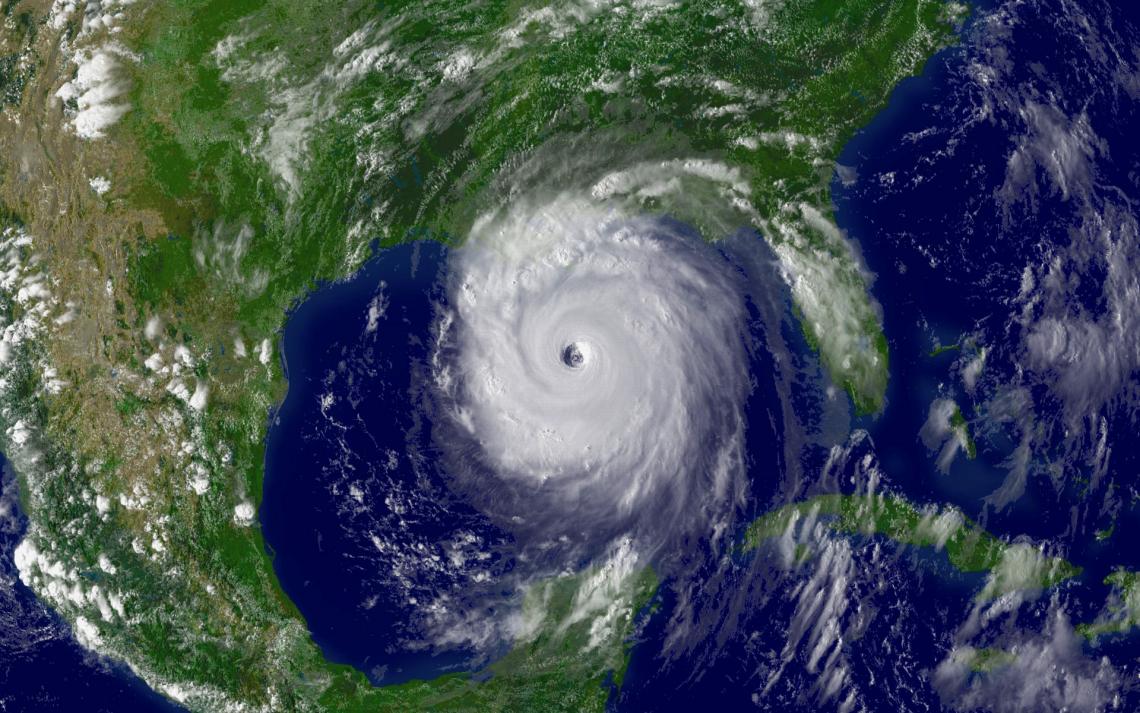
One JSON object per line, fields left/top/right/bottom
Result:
{"left": 562, "top": 342, "right": 586, "bottom": 369}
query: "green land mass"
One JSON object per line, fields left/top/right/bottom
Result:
{"left": 746, "top": 493, "right": 1140, "bottom": 669}
{"left": 0, "top": 0, "right": 968, "bottom": 710}
{"left": 949, "top": 403, "right": 977, "bottom": 459}
{"left": 944, "top": 646, "right": 1017, "bottom": 674}
{"left": 318, "top": 566, "right": 659, "bottom": 712}
{"left": 744, "top": 494, "right": 1081, "bottom": 599}
{"left": 1077, "top": 569, "right": 1140, "bottom": 640}
{"left": 965, "top": 647, "right": 1016, "bottom": 673}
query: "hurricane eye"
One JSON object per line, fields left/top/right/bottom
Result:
{"left": 561, "top": 342, "right": 585, "bottom": 369}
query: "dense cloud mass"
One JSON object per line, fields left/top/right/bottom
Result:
{"left": 430, "top": 197, "right": 753, "bottom": 551}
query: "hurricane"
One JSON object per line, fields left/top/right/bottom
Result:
{"left": 430, "top": 196, "right": 753, "bottom": 551}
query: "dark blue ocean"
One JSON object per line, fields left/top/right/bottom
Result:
{"left": 260, "top": 239, "right": 501, "bottom": 684}
{"left": 4, "top": 0, "right": 1140, "bottom": 710}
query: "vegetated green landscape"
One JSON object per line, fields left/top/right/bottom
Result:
{"left": 744, "top": 493, "right": 1081, "bottom": 598}
{"left": 0, "top": 0, "right": 972, "bottom": 710}
{"left": 1077, "top": 569, "right": 1140, "bottom": 640}
{"left": 949, "top": 403, "right": 977, "bottom": 459}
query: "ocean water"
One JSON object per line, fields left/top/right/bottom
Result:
{"left": 260, "top": 240, "right": 498, "bottom": 684}
{"left": 837, "top": 0, "right": 1140, "bottom": 598}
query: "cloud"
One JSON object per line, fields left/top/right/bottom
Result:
{"left": 934, "top": 612, "right": 1120, "bottom": 713}
{"left": 55, "top": 49, "right": 130, "bottom": 139}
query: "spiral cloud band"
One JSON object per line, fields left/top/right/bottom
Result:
{"left": 433, "top": 197, "right": 753, "bottom": 545}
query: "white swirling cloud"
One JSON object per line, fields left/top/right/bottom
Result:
{"left": 433, "top": 196, "right": 752, "bottom": 544}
